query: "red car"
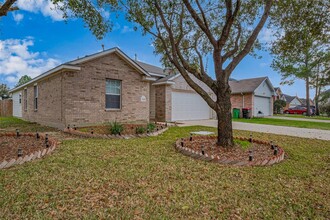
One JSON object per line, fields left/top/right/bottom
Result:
{"left": 284, "top": 106, "right": 311, "bottom": 115}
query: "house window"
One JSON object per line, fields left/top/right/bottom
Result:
{"left": 34, "top": 85, "right": 38, "bottom": 111}
{"left": 19, "top": 93, "right": 22, "bottom": 104}
{"left": 106, "top": 79, "right": 121, "bottom": 109}
{"left": 24, "top": 89, "right": 27, "bottom": 111}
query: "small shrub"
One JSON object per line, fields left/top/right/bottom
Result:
{"left": 147, "top": 123, "right": 156, "bottom": 132}
{"left": 319, "top": 103, "right": 330, "bottom": 117}
{"left": 136, "top": 126, "right": 146, "bottom": 134}
{"left": 109, "top": 121, "right": 124, "bottom": 135}
{"left": 234, "top": 139, "right": 251, "bottom": 150}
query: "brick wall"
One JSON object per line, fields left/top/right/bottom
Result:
{"left": 22, "top": 73, "right": 65, "bottom": 128}
{"left": 230, "top": 93, "right": 253, "bottom": 117}
{"left": 63, "top": 53, "right": 150, "bottom": 127}
{"left": 155, "top": 85, "right": 172, "bottom": 121}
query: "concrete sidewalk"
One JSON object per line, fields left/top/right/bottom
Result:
{"left": 270, "top": 116, "right": 330, "bottom": 123}
{"left": 177, "top": 120, "right": 330, "bottom": 141}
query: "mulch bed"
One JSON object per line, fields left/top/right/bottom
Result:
{"left": 0, "top": 135, "right": 48, "bottom": 162}
{"left": 181, "top": 136, "right": 277, "bottom": 164}
{"left": 77, "top": 123, "right": 166, "bottom": 135}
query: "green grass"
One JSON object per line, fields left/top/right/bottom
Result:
{"left": 274, "top": 114, "right": 330, "bottom": 120}
{"left": 0, "top": 123, "right": 329, "bottom": 219}
{"left": 233, "top": 117, "right": 330, "bottom": 130}
{"left": 0, "top": 117, "right": 57, "bottom": 133}
{"left": 234, "top": 139, "right": 252, "bottom": 150}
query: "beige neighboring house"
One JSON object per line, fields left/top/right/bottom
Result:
{"left": 10, "top": 47, "right": 275, "bottom": 128}
{"left": 283, "top": 94, "right": 302, "bottom": 110}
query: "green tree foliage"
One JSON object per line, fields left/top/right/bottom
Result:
{"left": 0, "top": 83, "right": 10, "bottom": 99}
{"left": 270, "top": 0, "right": 330, "bottom": 116}
{"left": 16, "top": 75, "right": 32, "bottom": 87}
{"left": 273, "top": 100, "right": 286, "bottom": 114}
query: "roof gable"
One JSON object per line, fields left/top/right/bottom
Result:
{"left": 229, "top": 77, "right": 269, "bottom": 94}
{"left": 69, "top": 47, "right": 150, "bottom": 77}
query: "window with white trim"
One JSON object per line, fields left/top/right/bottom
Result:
{"left": 105, "top": 79, "right": 121, "bottom": 109}
{"left": 19, "top": 93, "right": 22, "bottom": 104}
{"left": 34, "top": 85, "right": 38, "bottom": 111}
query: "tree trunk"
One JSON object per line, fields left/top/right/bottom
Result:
{"left": 216, "top": 85, "right": 233, "bottom": 147}
{"left": 306, "top": 76, "right": 311, "bottom": 116}
{"left": 315, "top": 98, "right": 319, "bottom": 115}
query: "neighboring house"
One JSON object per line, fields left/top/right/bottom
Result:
{"left": 282, "top": 94, "right": 302, "bottom": 110}
{"left": 299, "top": 98, "right": 315, "bottom": 107}
{"left": 10, "top": 47, "right": 275, "bottom": 128}
{"left": 229, "top": 77, "right": 275, "bottom": 117}
{"left": 273, "top": 87, "right": 285, "bottom": 102}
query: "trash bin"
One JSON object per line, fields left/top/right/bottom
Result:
{"left": 233, "top": 108, "right": 240, "bottom": 118}
{"left": 242, "top": 108, "right": 252, "bottom": 119}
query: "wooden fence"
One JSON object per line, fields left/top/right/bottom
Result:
{"left": 0, "top": 100, "right": 13, "bottom": 117}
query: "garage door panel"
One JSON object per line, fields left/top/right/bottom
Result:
{"left": 172, "top": 91, "right": 210, "bottom": 121}
{"left": 254, "top": 96, "right": 271, "bottom": 116}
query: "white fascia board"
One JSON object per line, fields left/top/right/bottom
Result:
{"left": 149, "top": 72, "right": 167, "bottom": 77}
{"left": 9, "top": 65, "right": 81, "bottom": 93}
{"left": 142, "top": 76, "right": 157, "bottom": 81}
{"left": 153, "top": 81, "right": 175, "bottom": 85}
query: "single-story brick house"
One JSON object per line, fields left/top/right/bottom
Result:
{"left": 10, "top": 47, "right": 275, "bottom": 128}
{"left": 283, "top": 94, "right": 302, "bottom": 110}
{"left": 229, "top": 77, "right": 275, "bottom": 117}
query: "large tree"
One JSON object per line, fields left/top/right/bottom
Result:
{"left": 16, "top": 75, "right": 32, "bottom": 87}
{"left": 270, "top": 0, "right": 330, "bottom": 116}
{"left": 310, "top": 53, "right": 330, "bottom": 115}
{"left": 113, "top": 0, "right": 271, "bottom": 147}
{"left": 0, "top": 83, "right": 10, "bottom": 99}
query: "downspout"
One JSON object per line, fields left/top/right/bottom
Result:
{"left": 241, "top": 92, "right": 244, "bottom": 118}
{"left": 241, "top": 93, "right": 244, "bottom": 108}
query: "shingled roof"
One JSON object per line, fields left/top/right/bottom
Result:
{"left": 229, "top": 77, "right": 268, "bottom": 94}
{"left": 283, "top": 94, "right": 296, "bottom": 103}
{"left": 135, "top": 61, "right": 168, "bottom": 76}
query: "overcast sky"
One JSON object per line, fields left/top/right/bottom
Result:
{"left": 0, "top": 0, "right": 318, "bottom": 98}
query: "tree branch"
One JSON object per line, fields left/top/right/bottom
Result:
{"left": 222, "top": 23, "right": 242, "bottom": 62}
{"left": 182, "top": 0, "right": 217, "bottom": 47}
{"left": 225, "top": 0, "right": 273, "bottom": 77}
{"left": 153, "top": 0, "right": 216, "bottom": 109}
{"left": 217, "top": 0, "right": 241, "bottom": 50}
{"left": 0, "top": 0, "right": 18, "bottom": 17}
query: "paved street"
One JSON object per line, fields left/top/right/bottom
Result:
{"left": 177, "top": 120, "right": 330, "bottom": 141}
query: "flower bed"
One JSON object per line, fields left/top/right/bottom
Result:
{"left": 175, "top": 136, "right": 285, "bottom": 166}
{"left": 0, "top": 132, "right": 58, "bottom": 169}
{"left": 63, "top": 122, "right": 172, "bottom": 139}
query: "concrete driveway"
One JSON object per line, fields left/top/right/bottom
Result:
{"left": 177, "top": 120, "right": 330, "bottom": 141}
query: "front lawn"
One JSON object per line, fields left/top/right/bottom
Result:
{"left": 0, "top": 125, "right": 329, "bottom": 219}
{"left": 233, "top": 117, "right": 330, "bottom": 130}
{"left": 0, "top": 117, "right": 57, "bottom": 133}
{"left": 274, "top": 114, "right": 330, "bottom": 121}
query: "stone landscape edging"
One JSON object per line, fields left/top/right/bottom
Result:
{"left": 63, "top": 123, "right": 171, "bottom": 139}
{"left": 175, "top": 136, "right": 285, "bottom": 166}
{"left": 0, "top": 133, "right": 58, "bottom": 170}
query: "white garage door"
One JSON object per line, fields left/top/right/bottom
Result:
{"left": 172, "top": 91, "right": 210, "bottom": 121}
{"left": 254, "top": 96, "right": 271, "bottom": 116}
